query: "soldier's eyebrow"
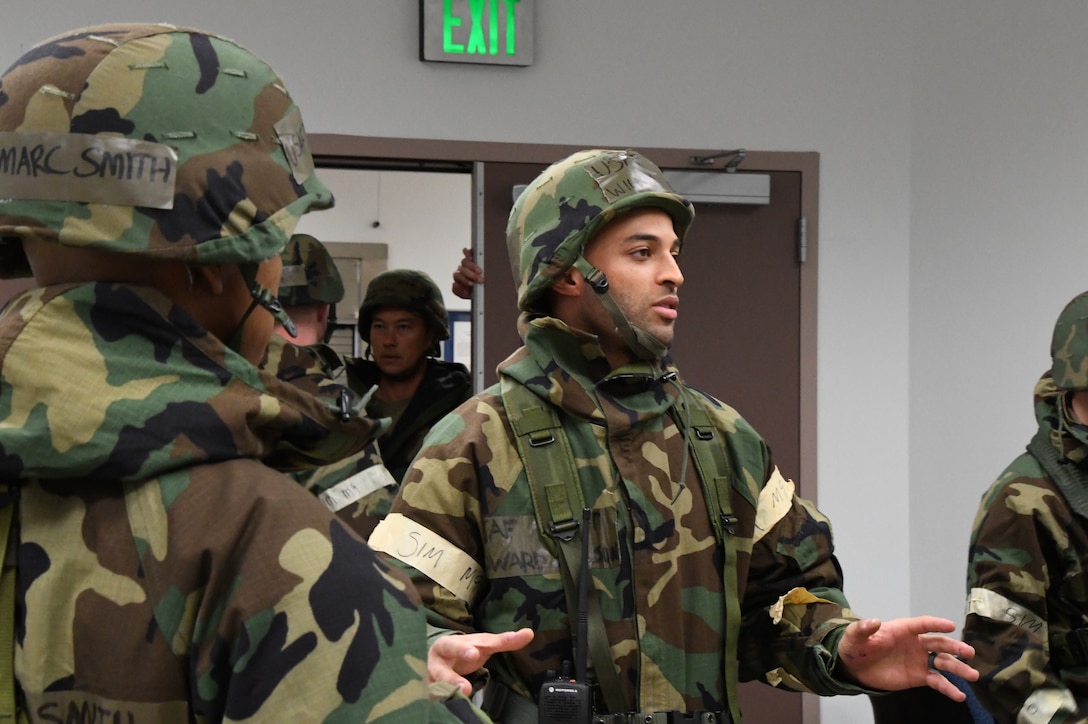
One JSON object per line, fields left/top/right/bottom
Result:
{"left": 620, "top": 233, "right": 681, "bottom": 250}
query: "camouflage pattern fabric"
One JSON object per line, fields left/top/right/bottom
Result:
{"left": 359, "top": 269, "right": 450, "bottom": 357}
{"left": 371, "top": 316, "right": 866, "bottom": 716}
{"left": 263, "top": 334, "right": 401, "bottom": 540}
{"left": 1051, "top": 291, "right": 1088, "bottom": 392}
{"left": 345, "top": 355, "right": 472, "bottom": 485}
{"left": 0, "top": 281, "right": 488, "bottom": 722}
{"left": 278, "top": 233, "right": 345, "bottom": 307}
{"left": 506, "top": 149, "right": 694, "bottom": 313}
{"left": 964, "top": 372, "right": 1088, "bottom": 723}
{"left": 0, "top": 23, "right": 331, "bottom": 275}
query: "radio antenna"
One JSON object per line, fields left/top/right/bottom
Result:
{"left": 575, "top": 506, "right": 591, "bottom": 684}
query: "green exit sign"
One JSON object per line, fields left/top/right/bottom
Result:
{"left": 420, "top": 0, "right": 534, "bottom": 66}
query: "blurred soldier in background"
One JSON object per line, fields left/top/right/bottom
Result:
{"left": 965, "top": 290, "right": 1088, "bottom": 723}
{"left": 346, "top": 269, "right": 472, "bottom": 485}
{"left": 263, "top": 233, "right": 399, "bottom": 539}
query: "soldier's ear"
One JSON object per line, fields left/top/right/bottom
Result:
{"left": 551, "top": 266, "right": 583, "bottom": 298}
{"left": 190, "top": 265, "right": 227, "bottom": 296}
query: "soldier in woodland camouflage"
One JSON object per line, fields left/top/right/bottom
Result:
{"left": 370, "top": 149, "right": 978, "bottom": 722}
{"left": 0, "top": 23, "right": 495, "bottom": 722}
{"left": 264, "top": 233, "right": 401, "bottom": 539}
{"left": 345, "top": 269, "right": 472, "bottom": 486}
{"left": 964, "top": 290, "right": 1088, "bottom": 723}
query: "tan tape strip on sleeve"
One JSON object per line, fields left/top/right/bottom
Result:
{"left": 752, "top": 466, "right": 795, "bottom": 545}
{"left": 368, "top": 513, "right": 483, "bottom": 601}
{"left": 967, "top": 586, "right": 1048, "bottom": 640}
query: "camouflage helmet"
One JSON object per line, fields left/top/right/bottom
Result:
{"left": 506, "top": 149, "right": 694, "bottom": 313}
{"left": 359, "top": 269, "right": 448, "bottom": 357}
{"left": 277, "top": 233, "right": 344, "bottom": 307}
{"left": 1052, "top": 291, "right": 1088, "bottom": 390}
{"left": 0, "top": 23, "right": 333, "bottom": 278}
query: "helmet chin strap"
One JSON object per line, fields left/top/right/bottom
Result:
{"left": 570, "top": 256, "right": 668, "bottom": 362}
{"left": 226, "top": 263, "right": 297, "bottom": 353}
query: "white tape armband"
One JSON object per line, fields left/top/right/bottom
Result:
{"left": 967, "top": 587, "right": 1048, "bottom": 639}
{"left": 369, "top": 513, "right": 484, "bottom": 602}
{"left": 0, "top": 132, "right": 177, "bottom": 208}
{"left": 753, "top": 467, "right": 795, "bottom": 545}
{"left": 318, "top": 464, "right": 397, "bottom": 512}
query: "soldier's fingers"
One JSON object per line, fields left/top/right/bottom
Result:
{"left": 429, "top": 668, "right": 473, "bottom": 698}
{"left": 477, "top": 628, "right": 534, "bottom": 656}
{"left": 430, "top": 635, "right": 482, "bottom": 670}
{"left": 925, "top": 670, "right": 968, "bottom": 702}
{"left": 901, "top": 615, "right": 956, "bottom": 634}
{"left": 938, "top": 655, "right": 979, "bottom": 682}
{"left": 922, "top": 635, "right": 975, "bottom": 660}
{"left": 457, "top": 263, "right": 483, "bottom": 281}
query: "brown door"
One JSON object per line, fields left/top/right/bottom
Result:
{"left": 481, "top": 161, "right": 807, "bottom": 724}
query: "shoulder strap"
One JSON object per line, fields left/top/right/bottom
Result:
{"left": 1027, "top": 427, "right": 1088, "bottom": 521}
{"left": 500, "top": 378, "right": 627, "bottom": 715}
{"left": 501, "top": 378, "right": 583, "bottom": 553}
{"left": 670, "top": 389, "right": 742, "bottom": 724}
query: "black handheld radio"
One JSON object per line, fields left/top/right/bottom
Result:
{"left": 537, "top": 507, "right": 594, "bottom": 723}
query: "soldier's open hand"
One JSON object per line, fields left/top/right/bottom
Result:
{"left": 428, "top": 628, "right": 534, "bottom": 696}
{"left": 836, "top": 616, "right": 978, "bottom": 700}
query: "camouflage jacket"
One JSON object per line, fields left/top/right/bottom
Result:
{"left": 0, "top": 282, "right": 486, "bottom": 723}
{"left": 965, "top": 374, "right": 1088, "bottom": 724}
{"left": 371, "top": 316, "right": 864, "bottom": 716}
{"left": 344, "top": 356, "right": 472, "bottom": 484}
{"left": 262, "top": 334, "right": 399, "bottom": 539}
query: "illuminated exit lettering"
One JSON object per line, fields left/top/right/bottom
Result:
{"left": 444, "top": 0, "right": 520, "bottom": 56}
{"left": 421, "top": 0, "right": 534, "bottom": 66}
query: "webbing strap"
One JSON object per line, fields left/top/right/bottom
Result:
{"left": 502, "top": 379, "right": 627, "bottom": 715}
{"left": 0, "top": 496, "right": 17, "bottom": 721}
{"left": 671, "top": 390, "right": 740, "bottom": 724}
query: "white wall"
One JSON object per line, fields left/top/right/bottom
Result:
{"left": 292, "top": 168, "right": 472, "bottom": 315}
{"left": 5, "top": 3, "right": 1080, "bottom": 722}
{"left": 909, "top": 0, "right": 1088, "bottom": 632}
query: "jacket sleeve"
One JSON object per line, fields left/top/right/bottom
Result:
{"left": 369, "top": 397, "right": 496, "bottom": 636}
{"left": 708, "top": 400, "right": 866, "bottom": 696}
{"left": 963, "top": 457, "right": 1088, "bottom": 724}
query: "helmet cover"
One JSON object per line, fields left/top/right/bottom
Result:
{"left": 277, "top": 233, "right": 344, "bottom": 307}
{"left": 358, "top": 269, "right": 449, "bottom": 356}
{"left": 506, "top": 148, "right": 694, "bottom": 312}
{"left": 1052, "top": 291, "right": 1088, "bottom": 391}
{"left": 0, "top": 23, "right": 332, "bottom": 277}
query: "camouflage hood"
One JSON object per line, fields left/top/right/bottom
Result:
{"left": 497, "top": 313, "right": 681, "bottom": 428}
{"left": 0, "top": 282, "right": 378, "bottom": 483}
{"left": 1033, "top": 371, "right": 1088, "bottom": 466}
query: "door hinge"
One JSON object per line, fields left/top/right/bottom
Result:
{"left": 797, "top": 217, "right": 808, "bottom": 264}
